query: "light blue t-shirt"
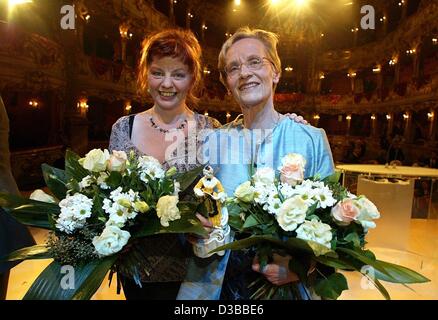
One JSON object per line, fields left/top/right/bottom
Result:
{"left": 177, "top": 117, "right": 335, "bottom": 300}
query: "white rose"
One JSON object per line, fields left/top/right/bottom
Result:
{"left": 253, "top": 167, "right": 275, "bottom": 185}
{"left": 355, "top": 197, "right": 380, "bottom": 231}
{"left": 29, "top": 189, "right": 57, "bottom": 203}
{"left": 79, "top": 149, "right": 110, "bottom": 172}
{"left": 156, "top": 195, "right": 181, "bottom": 227}
{"left": 276, "top": 195, "right": 308, "bottom": 231}
{"left": 295, "top": 219, "right": 333, "bottom": 256}
{"left": 92, "top": 226, "right": 131, "bottom": 256}
{"left": 234, "top": 181, "right": 255, "bottom": 203}
{"left": 278, "top": 153, "right": 306, "bottom": 186}
{"left": 107, "top": 150, "right": 127, "bottom": 172}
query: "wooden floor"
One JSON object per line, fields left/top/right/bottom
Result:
{"left": 5, "top": 219, "right": 438, "bottom": 300}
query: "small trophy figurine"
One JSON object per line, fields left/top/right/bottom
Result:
{"left": 193, "top": 166, "right": 230, "bottom": 258}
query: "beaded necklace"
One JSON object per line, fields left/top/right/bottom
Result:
{"left": 149, "top": 116, "right": 188, "bottom": 134}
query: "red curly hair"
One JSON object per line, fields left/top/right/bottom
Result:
{"left": 137, "top": 28, "right": 202, "bottom": 105}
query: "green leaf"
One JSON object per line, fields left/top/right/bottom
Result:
{"left": 132, "top": 201, "right": 208, "bottom": 238}
{"left": 314, "top": 272, "right": 348, "bottom": 300}
{"left": 242, "top": 214, "right": 259, "bottom": 229}
{"left": 71, "top": 256, "right": 117, "bottom": 300}
{"left": 227, "top": 201, "right": 243, "bottom": 216}
{"left": 285, "top": 238, "right": 336, "bottom": 257}
{"left": 372, "top": 260, "right": 430, "bottom": 284}
{"left": 344, "top": 233, "right": 361, "bottom": 248}
{"left": 212, "top": 234, "right": 337, "bottom": 258}
{"left": 174, "top": 165, "right": 204, "bottom": 192}
{"left": 1, "top": 245, "right": 51, "bottom": 262}
{"left": 23, "top": 256, "right": 116, "bottom": 300}
{"left": 41, "top": 164, "right": 67, "bottom": 200}
{"left": 314, "top": 255, "right": 356, "bottom": 270}
{"left": 372, "top": 278, "right": 391, "bottom": 300}
{"left": 0, "top": 192, "right": 58, "bottom": 229}
{"left": 65, "top": 149, "right": 89, "bottom": 182}
{"left": 322, "top": 171, "right": 342, "bottom": 184}
{"left": 105, "top": 171, "right": 122, "bottom": 189}
{"left": 336, "top": 247, "right": 426, "bottom": 284}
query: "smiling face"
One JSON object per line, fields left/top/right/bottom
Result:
{"left": 224, "top": 38, "right": 280, "bottom": 109}
{"left": 147, "top": 56, "right": 193, "bottom": 111}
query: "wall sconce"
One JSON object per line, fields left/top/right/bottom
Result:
{"left": 347, "top": 72, "right": 356, "bottom": 78}
{"left": 203, "top": 67, "right": 211, "bottom": 75}
{"left": 371, "top": 114, "right": 376, "bottom": 120}
{"left": 398, "top": 0, "right": 405, "bottom": 6}
{"left": 28, "top": 99, "right": 39, "bottom": 108}
{"left": 403, "top": 113, "right": 409, "bottom": 120}
{"left": 346, "top": 115, "right": 352, "bottom": 120}
{"left": 433, "top": 38, "right": 437, "bottom": 45}
{"left": 379, "top": 16, "right": 386, "bottom": 22}
{"left": 351, "top": 27, "right": 359, "bottom": 33}
{"left": 125, "top": 101, "right": 132, "bottom": 114}
{"left": 204, "top": 111, "right": 209, "bottom": 116}
{"left": 406, "top": 49, "right": 416, "bottom": 55}
{"left": 77, "top": 98, "right": 89, "bottom": 115}
{"left": 372, "top": 66, "right": 381, "bottom": 73}
{"left": 319, "top": 72, "right": 325, "bottom": 79}
{"left": 386, "top": 114, "right": 391, "bottom": 120}
{"left": 119, "top": 24, "right": 133, "bottom": 39}
{"left": 427, "top": 111, "right": 434, "bottom": 120}
{"left": 202, "top": 24, "right": 208, "bottom": 30}
{"left": 313, "top": 114, "right": 320, "bottom": 120}
{"left": 187, "top": 12, "right": 194, "bottom": 18}
{"left": 284, "top": 66, "right": 293, "bottom": 72}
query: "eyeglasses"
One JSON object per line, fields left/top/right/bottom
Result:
{"left": 224, "top": 57, "right": 274, "bottom": 78}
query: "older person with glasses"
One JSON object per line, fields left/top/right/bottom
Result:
{"left": 178, "top": 27, "right": 334, "bottom": 300}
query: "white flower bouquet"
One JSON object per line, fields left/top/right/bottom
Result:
{"left": 215, "top": 153, "right": 429, "bottom": 299}
{"left": 0, "top": 149, "right": 206, "bottom": 299}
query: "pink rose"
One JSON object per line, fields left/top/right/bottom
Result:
{"left": 331, "top": 199, "right": 360, "bottom": 226}
{"left": 107, "top": 150, "right": 127, "bottom": 172}
{"left": 280, "top": 164, "right": 304, "bottom": 186}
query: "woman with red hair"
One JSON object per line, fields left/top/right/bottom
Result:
{"left": 109, "top": 28, "right": 220, "bottom": 300}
